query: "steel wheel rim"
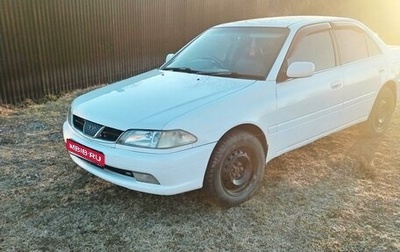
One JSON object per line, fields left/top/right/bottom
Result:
{"left": 221, "top": 149, "right": 254, "bottom": 194}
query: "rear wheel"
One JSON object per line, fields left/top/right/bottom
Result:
{"left": 362, "top": 87, "right": 395, "bottom": 137}
{"left": 204, "top": 130, "right": 265, "bottom": 207}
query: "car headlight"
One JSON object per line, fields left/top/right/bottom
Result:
{"left": 117, "top": 130, "right": 197, "bottom": 149}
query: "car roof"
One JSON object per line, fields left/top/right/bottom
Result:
{"left": 214, "top": 16, "right": 355, "bottom": 29}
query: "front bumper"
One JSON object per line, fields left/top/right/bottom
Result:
{"left": 63, "top": 121, "right": 215, "bottom": 195}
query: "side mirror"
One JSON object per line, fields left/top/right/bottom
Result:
{"left": 286, "top": 61, "right": 315, "bottom": 78}
{"left": 165, "top": 53, "right": 175, "bottom": 63}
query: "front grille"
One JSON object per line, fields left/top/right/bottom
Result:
{"left": 83, "top": 120, "right": 103, "bottom": 137}
{"left": 105, "top": 166, "right": 134, "bottom": 178}
{"left": 72, "top": 115, "right": 123, "bottom": 142}
{"left": 76, "top": 156, "right": 135, "bottom": 178}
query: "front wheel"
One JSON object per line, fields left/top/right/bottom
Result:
{"left": 362, "top": 87, "right": 396, "bottom": 137}
{"left": 204, "top": 130, "right": 266, "bottom": 207}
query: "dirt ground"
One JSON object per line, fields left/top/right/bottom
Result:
{"left": 1, "top": 89, "right": 399, "bottom": 251}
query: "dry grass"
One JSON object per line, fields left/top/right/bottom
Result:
{"left": 1, "top": 89, "right": 399, "bottom": 251}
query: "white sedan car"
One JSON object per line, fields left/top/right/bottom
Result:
{"left": 63, "top": 16, "right": 400, "bottom": 206}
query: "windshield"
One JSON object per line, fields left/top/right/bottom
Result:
{"left": 162, "top": 27, "right": 289, "bottom": 80}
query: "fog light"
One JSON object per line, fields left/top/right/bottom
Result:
{"left": 133, "top": 172, "right": 160, "bottom": 184}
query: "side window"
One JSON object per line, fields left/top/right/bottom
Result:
{"left": 287, "top": 30, "right": 336, "bottom": 72}
{"left": 334, "top": 28, "right": 369, "bottom": 64}
{"left": 365, "top": 33, "right": 381, "bottom": 56}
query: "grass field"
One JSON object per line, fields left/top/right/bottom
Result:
{"left": 1, "top": 89, "right": 399, "bottom": 251}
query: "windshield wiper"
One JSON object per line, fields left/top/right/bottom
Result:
{"left": 198, "top": 70, "right": 264, "bottom": 80}
{"left": 162, "top": 67, "right": 199, "bottom": 74}
{"left": 163, "top": 67, "right": 264, "bottom": 80}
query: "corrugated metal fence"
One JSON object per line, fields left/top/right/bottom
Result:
{"left": 0, "top": 0, "right": 270, "bottom": 104}
{"left": 2, "top": 0, "right": 399, "bottom": 104}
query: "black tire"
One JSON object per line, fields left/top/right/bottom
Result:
{"left": 362, "top": 87, "right": 396, "bottom": 137}
{"left": 204, "top": 130, "right": 266, "bottom": 207}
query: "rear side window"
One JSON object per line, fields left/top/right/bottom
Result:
{"left": 287, "top": 30, "right": 336, "bottom": 72}
{"left": 334, "top": 28, "right": 370, "bottom": 64}
{"left": 365, "top": 33, "right": 381, "bottom": 56}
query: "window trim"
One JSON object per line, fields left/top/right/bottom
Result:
{"left": 277, "top": 23, "right": 337, "bottom": 83}
{"left": 331, "top": 22, "right": 383, "bottom": 65}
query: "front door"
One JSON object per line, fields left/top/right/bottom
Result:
{"left": 271, "top": 23, "right": 343, "bottom": 155}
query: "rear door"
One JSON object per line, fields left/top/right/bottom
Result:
{"left": 271, "top": 23, "right": 343, "bottom": 155}
{"left": 332, "top": 22, "right": 386, "bottom": 124}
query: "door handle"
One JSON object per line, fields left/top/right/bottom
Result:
{"left": 330, "top": 81, "right": 343, "bottom": 89}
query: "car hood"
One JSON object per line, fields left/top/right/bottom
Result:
{"left": 72, "top": 69, "right": 256, "bottom": 130}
